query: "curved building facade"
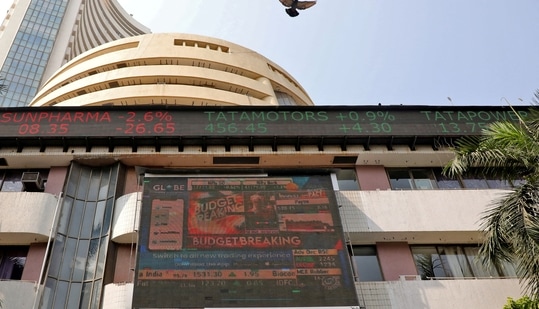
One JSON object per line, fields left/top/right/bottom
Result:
{"left": 0, "top": 0, "right": 149, "bottom": 107}
{"left": 30, "top": 33, "right": 314, "bottom": 107}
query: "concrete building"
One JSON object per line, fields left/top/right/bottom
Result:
{"left": 0, "top": 0, "right": 149, "bottom": 107}
{"left": 29, "top": 33, "right": 314, "bottom": 107}
{"left": 0, "top": 103, "right": 528, "bottom": 308}
{"left": 0, "top": 1, "right": 528, "bottom": 309}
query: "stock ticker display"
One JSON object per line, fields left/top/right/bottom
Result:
{"left": 133, "top": 175, "right": 359, "bottom": 308}
{"left": 0, "top": 106, "right": 529, "bottom": 138}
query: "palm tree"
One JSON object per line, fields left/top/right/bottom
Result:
{"left": 444, "top": 104, "right": 539, "bottom": 300}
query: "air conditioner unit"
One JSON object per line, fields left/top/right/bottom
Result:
{"left": 21, "top": 172, "right": 44, "bottom": 191}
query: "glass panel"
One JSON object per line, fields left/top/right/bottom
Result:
{"left": 87, "top": 170, "right": 102, "bottom": 200}
{"left": 52, "top": 280, "right": 69, "bottom": 309}
{"left": 411, "top": 246, "right": 447, "bottom": 279}
{"left": 47, "top": 235, "right": 65, "bottom": 278}
{"left": 411, "top": 169, "right": 436, "bottom": 190}
{"left": 486, "top": 179, "right": 512, "bottom": 189}
{"left": 461, "top": 177, "right": 489, "bottom": 189}
{"left": 90, "top": 279, "right": 103, "bottom": 309}
{"left": 335, "top": 169, "right": 360, "bottom": 190}
{"left": 95, "top": 237, "right": 108, "bottom": 278}
{"left": 438, "top": 246, "right": 473, "bottom": 277}
{"left": 57, "top": 197, "right": 73, "bottom": 235}
{"left": 107, "top": 165, "right": 118, "bottom": 197}
{"left": 80, "top": 282, "right": 92, "bottom": 309}
{"left": 66, "top": 165, "right": 80, "bottom": 197}
{"left": 463, "top": 247, "right": 500, "bottom": 277}
{"left": 66, "top": 282, "right": 82, "bottom": 308}
{"left": 388, "top": 169, "right": 413, "bottom": 190}
{"left": 76, "top": 168, "right": 91, "bottom": 199}
{"left": 80, "top": 202, "right": 96, "bottom": 239}
{"left": 72, "top": 239, "right": 89, "bottom": 281}
{"left": 351, "top": 246, "right": 383, "bottom": 281}
{"left": 59, "top": 237, "right": 76, "bottom": 280}
{"left": 0, "top": 246, "right": 28, "bottom": 280}
{"left": 1, "top": 170, "right": 23, "bottom": 192}
{"left": 433, "top": 168, "right": 462, "bottom": 189}
{"left": 40, "top": 278, "right": 57, "bottom": 309}
{"left": 67, "top": 199, "right": 84, "bottom": 237}
{"left": 98, "top": 169, "right": 110, "bottom": 200}
{"left": 499, "top": 260, "right": 518, "bottom": 277}
{"left": 92, "top": 201, "right": 106, "bottom": 238}
{"left": 84, "top": 239, "right": 99, "bottom": 281}
{"left": 101, "top": 198, "right": 114, "bottom": 236}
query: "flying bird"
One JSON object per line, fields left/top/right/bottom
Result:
{"left": 280, "top": 0, "right": 317, "bottom": 17}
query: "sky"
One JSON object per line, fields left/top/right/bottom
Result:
{"left": 2, "top": 0, "right": 539, "bottom": 107}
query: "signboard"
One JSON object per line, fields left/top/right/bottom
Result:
{"left": 0, "top": 106, "right": 529, "bottom": 138}
{"left": 133, "top": 175, "right": 359, "bottom": 308}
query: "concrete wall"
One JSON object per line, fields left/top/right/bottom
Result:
{"left": 0, "top": 192, "right": 58, "bottom": 244}
{"left": 357, "top": 278, "right": 522, "bottom": 309}
{"left": 0, "top": 280, "right": 38, "bottom": 309}
{"left": 111, "top": 192, "right": 139, "bottom": 243}
{"left": 337, "top": 189, "right": 507, "bottom": 244}
{"left": 98, "top": 279, "right": 523, "bottom": 309}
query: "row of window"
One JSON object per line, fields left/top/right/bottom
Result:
{"left": 335, "top": 167, "right": 516, "bottom": 191}
{"left": 0, "top": 168, "right": 517, "bottom": 193}
{"left": 1, "top": 244, "right": 516, "bottom": 282}
{"left": 387, "top": 168, "right": 517, "bottom": 190}
{"left": 0, "top": 170, "right": 48, "bottom": 192}
{"left": 351, "top": 245, "right": 517, "bottom": 282}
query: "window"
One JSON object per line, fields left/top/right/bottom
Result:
{"left": 0, "top": 246, "right": 29, "bottom": 280}
{"left": 389, "top": 168, "right": 519, "bottom": 190}
{"left": 275, "top": 91, "right": 297, "bottom": 106}
{"left": 333, "top": 169, "right": 360, "bottom": 190}
{"left": 41, "top": 163, "right": 121, "bottom": 309}
{"left": 460, "top": 173, "right": 514, "bottom": 189}
{"left": 387, "top": 168, "right": 437, "bottom": 190}
{"left": 350, "top": 246, "right": 383, "bottom": 281}
{"left": 433, "top": 169, "right": 461, "bottom": 189}
{"left": 0, "top": 169, "right": 48, "bottom": 192}
{"left": 411, "top": 245, "right": 516, "bottom": 279}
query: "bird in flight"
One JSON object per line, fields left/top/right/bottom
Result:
{"left": 279, "top": 0, "right": 317, "bottom": 17}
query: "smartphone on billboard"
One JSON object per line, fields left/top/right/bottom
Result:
{"left": 149, "top": 199, "right": 184, "bottom": 250}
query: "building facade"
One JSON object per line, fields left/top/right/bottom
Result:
{"left": 29, "top": 33, "right": 314, "bottom": 107}
{"left": 0, "top": 1, "right": 528, "bottom": 309}
{"left": 0, "top": 0, "right": 149, "bottom": 107}
{"left": 0, "top": 104, "right": 528, "bottom": 309}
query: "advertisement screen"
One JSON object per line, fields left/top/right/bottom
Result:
{"left": 133, "top": 176, "right": 359, "bottom": 308}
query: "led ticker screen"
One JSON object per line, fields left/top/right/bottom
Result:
{"left": 0, "top": 106, "right": 529, "bottom": 138}
{"left": 133, "top": 176, "right": 360, "bottom": 308}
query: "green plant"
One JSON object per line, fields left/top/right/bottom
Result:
{"left": 445, "top": 102, "right": 539, "bottom": 299}
{"left": 504, "top": 296, "right": 539, "bottom": 309}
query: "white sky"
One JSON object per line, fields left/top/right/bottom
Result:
{"left": 2, "top": 0, "right": 539, "bottom": 106}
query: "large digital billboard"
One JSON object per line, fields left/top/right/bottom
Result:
{"left": 0, "top": 106, "right": 528, "bottom": 138}
{"left": 133, "top": 175, "right": 359, "bottom": 308}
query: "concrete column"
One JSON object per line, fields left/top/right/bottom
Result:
{"left": 355, "top": 165, "right": 391, "bottom": 190}
{"left": 44, "top": 166, "right": 68, "bottom": 195}
{"left": 113, "top": 244, "right": 135, "bottom": 283}
{"left": 376, "top": 242, "right": 418, "bottom": 281}
{"left": 256, "top": 76, "right": 278, "bottom": 105}
{"left": 21, "top": 243, "right": 47, "bottom": 281}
